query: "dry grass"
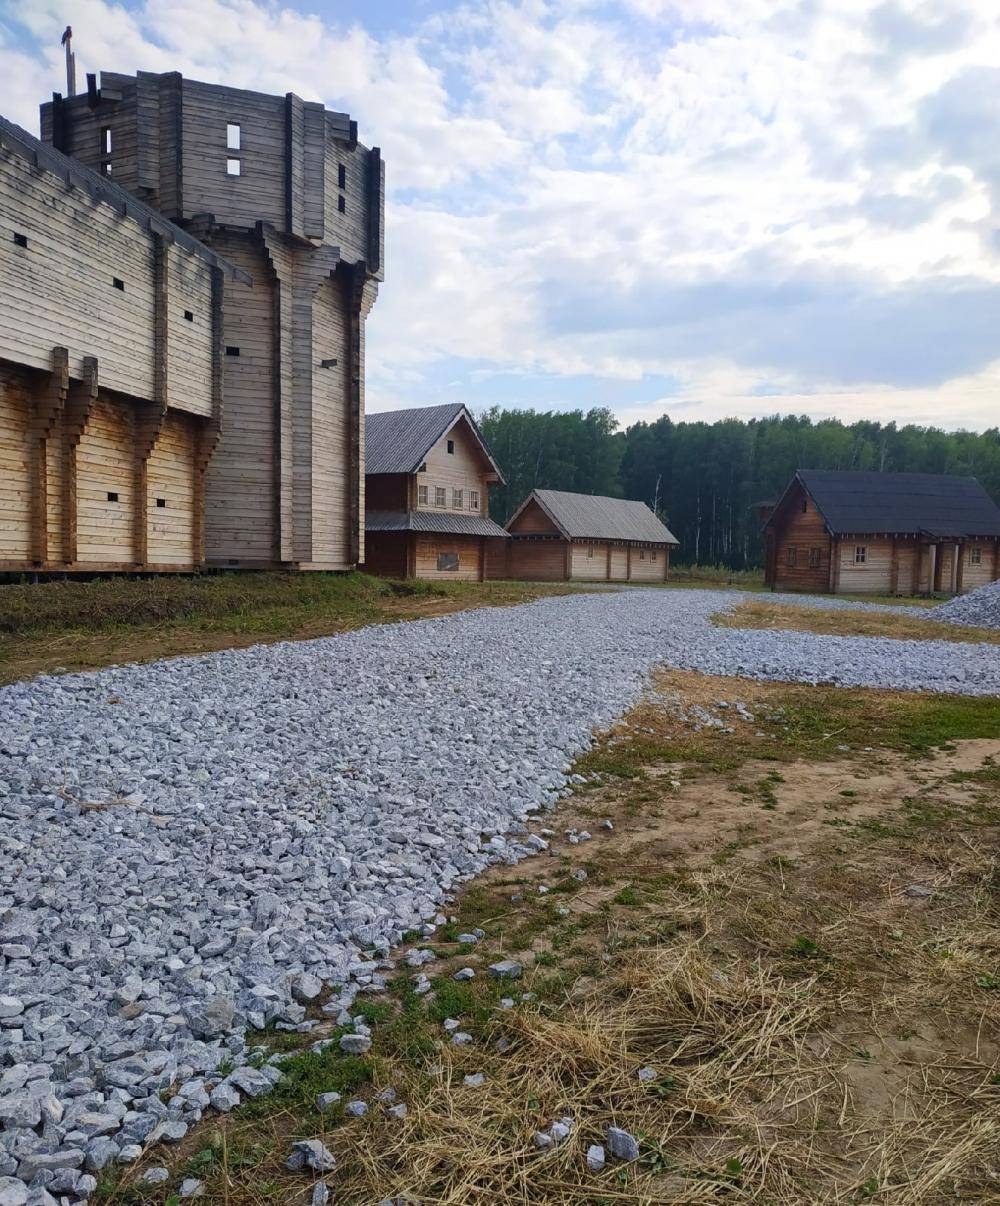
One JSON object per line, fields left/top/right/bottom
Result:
{"left": 97, "top": 675, "right": 1000, "bottom": 1205}
{"left": 0, "top": 574, "right": 579, "bottom": 686}
{"left": 715, "top": 598, "right": 1000, "bottom": 645}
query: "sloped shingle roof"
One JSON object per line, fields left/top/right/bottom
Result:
{"left": 793, "top": 470, "right": 1000, "bottom": 538}
{"left": 365, "top": 510, "right": 508, "bottom": 537}
{"left": 365, "top": 403, "right": 504, "bottom": 481}
{"left": 0, "top": 114, "right": 249, "bottom": 282}
{"left": 515, "top": 489, "right": 679, "bottom": 544}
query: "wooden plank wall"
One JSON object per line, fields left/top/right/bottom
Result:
{"left": 508, "top": 539, "right": 568, "bottom": 580}
{"left": 836, "top": 537, "right": 894, "bottom": 593}
{"left": 414, "top": 534, "right": 483, "bottom": 581}
{"left": 181, "top": 81, "right": 286, "bottom": 229}
{"left": 629, "top": 547, "right": 666, "bottom": 580}
{"left": 204, "top": 234, "right": 277, "bottom": 565}
{"left": 307, "top": 273, "right": 351, "bottom": 568}
{"left": 147, "top": 412, "right": 197, "bottom": 565}
{"left": 324, "top": 138, "right": 369, "bottom": 266}
{"left": 416, "top": 419, "right": 492, "bottom": 517}
{"left": 0, "top": 364, "right": 32, "bottom": 563}
{"left": 508, "top": 497, "right": 558, "bottom": 533}
{"left": 0, "top": 149, "right": 215, "bottom": 416}
{"left": 770, "top": 487, "right": 831, "bottom": 592}
{"left": 75, "top": 396, "right": 135, "bottom": 564}
{"left": 571, "top": 541, "right": 609, "bottom": 579}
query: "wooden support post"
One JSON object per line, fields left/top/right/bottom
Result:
{"left": 605, "top": 543, "right": 611, "bottom": 581}
{"left": 479, "top": 536, "right": 487, "bottom": 582}
{"left": 955, "top": 542, "right": 965, "bottom": 596}
{"left": 30, "top": 347, "right": 70, "bottom": 566}
{"left": 889, "top": 536, "right": 899, "bottom": 596}
{"left": 564, "top": 540, "right": 573, "bottom": 581}
{"left": 932, "top": 543, "right": 941, "bottom": 593}
{"left": 62, "top": 357, "right": 99, "bottom": 565}
{"left": 193, "top": 265, "right": 225, "bottom": 568}
{"left": 830, "top": 538, "right": 841, "bottom": 593}
{"left": 626, "top": 545, "right": 632, "bottom": 581}
{"left": 664, "top": 547, "right": 670, "bottom": 582}
{"left": 134, "top": 234, "right": 170, "bottom": 567}
{"left": 994, "top": 539, "right": 1000, "bottom": 584}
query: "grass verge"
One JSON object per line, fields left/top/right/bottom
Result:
{"left": 715, "top": 597, "right": 999, "bottom": 645}
{"left": 97, "top": 670, "right": 1000, "bottom": 1204}
{"left": 0, "top": 573, "right": 579, "bottom": 686}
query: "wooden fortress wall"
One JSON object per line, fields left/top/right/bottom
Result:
{"left": 0, "top": 142, "right": 221, "bottom": 572}
{"left": 40, "top": 71, "right": 385, "bottom": 571}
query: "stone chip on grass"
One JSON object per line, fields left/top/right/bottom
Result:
{"left": 606, "top": 1126, "right": 640, "bottom": 1161}
{"left": 286, "top": 1139, "right": 336, "bottom": 1173}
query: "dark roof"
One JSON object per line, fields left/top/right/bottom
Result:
{"left": 365, "top": 404, "right": 505, "bottom": 482}
{"left": 0, "top": 114, "right": 249, "bottom": 282}
{"left": 511, "top": 489, "right": 679, "bottom": 544}
{"left": 366, "top": 510, "right": 509, "bottom": 537}
{"left": 782, "top": 470, "right": 1000, "bottom": 538}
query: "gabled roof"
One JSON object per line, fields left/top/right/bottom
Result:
{"left": 0, "top": 114, "right": 249, "bottom": 282}
{"left": 772, "top": 470, "right": 1000, "bottom": 538}
{"left": 365, "top": 404, "right": 505, "bottom": 482}
{"left": 365, "top": 510, "right": 508, "bottom": 537}
{"left": 510, "top": 489, "right": 679, "bottom": 544}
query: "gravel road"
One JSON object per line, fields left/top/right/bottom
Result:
{"left": 1, "top": 587, "right": 998, "bottom": 1201}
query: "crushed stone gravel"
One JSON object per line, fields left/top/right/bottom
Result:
{"left": 933, "top": 579, "right": 1000, "bottom": 629}
{"left": 1, "top": 587, "right": 998, "bottom": 1200}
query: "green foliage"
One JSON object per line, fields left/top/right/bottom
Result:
{"left": 477, "top": 407, "right": 1000, "bottom": 569}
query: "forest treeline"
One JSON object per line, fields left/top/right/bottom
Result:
{"left": 478, "top": 407, "right": 1000, "bottom": 568}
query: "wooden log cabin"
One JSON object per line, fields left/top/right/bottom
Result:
{"left": 362, "top": 403, "right": 509, "bottom": 580}
{"left": 0, "top": 114, "right": 245, "bottom": 573}
{"left": 762, "top": 470, "right": 1000, "bottom": 595}
{"left": 504, "top": 490, "right": 679, "bottom": 581}
{"left": 36, "top": 68, "right": 384, "bottom": 571}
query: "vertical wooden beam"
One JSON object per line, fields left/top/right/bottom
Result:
{"left": 626, "top": 544, "right": 632, "bottom": 581}
{"left": 955, "top": 541, "right": 965, "bottom": 596}
{"left": 134, "top": 234, "right": 170, "bottom": 567}
{"left": 564, "top": 540, "right": 572, "bottom": 581}
{"left": 889, "top": 536, "right": 899, "bottom": 596}
{"left": 479, "top": 536, "right": 486, "bottom": 582}
{"left": 932, "top": 543, "right": 941, "bottom": 593}
{"left": 664, "top": 546, "right": 670, "bottom": 582}
{"left": 62, "top": 357, "right": 99, "bottom": 565}
{"left": 29, "top": 347, "right": 70, "bottom": 566}
{"left": 830, "top": 538, "right": 841, "bottom": 594}
{"left": 993, "top": 539, "right": 1000, "bottom": 584}
{"left": 605, "top": 543, "right": 611, "bottom": 581}
{"left": 193, "top": 265, "right": 225, "bottom": 568}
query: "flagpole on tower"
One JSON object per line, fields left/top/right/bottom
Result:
{"left": 61, "top": 26, "right": 76, "bottom": 96}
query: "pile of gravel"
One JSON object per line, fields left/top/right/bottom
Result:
{"left": 933, "top": 579, "right": 1000, "bottom": 629}
{"left": 2, "top": 588, "right": 998, "bottom": 1202}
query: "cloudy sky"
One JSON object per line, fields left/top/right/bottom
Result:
{"left": 3, "top": 0, "right": 1000, "bottom": 431}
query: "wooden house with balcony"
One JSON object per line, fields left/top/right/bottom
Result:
{"left": 763, "top": 470, "right": 1000, "bottom": 595}
{"left": 362, "top": 403, "right": 508, "bottom": 580}
{"left": 504, "top": 489, "right": 679, "bottom": 581}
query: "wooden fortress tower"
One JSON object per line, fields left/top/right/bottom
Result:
{"left": 1, "top": 67, "right": 383, "bottom": 573}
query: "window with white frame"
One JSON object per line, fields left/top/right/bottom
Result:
{"left": 970, "top": 546, "right": 982, "bottom": 565}
{"left": 854, "top": 545, "right": 867, "bottom": 564}
{"left": 651, "top": 549, "right": 658, "bottom": 562}
{"left": 639, "top": 548, "right": 646, "bottom": 560}
{"left": 417, "top": 484, "right": 428, "bottom": 505}
{"left": 587, "top": 544, "right": 595, "bottom": 558}
{"left": 434, "top": 486, "right": 446, "bottom": 507}
{"left": 452, "top": 489, "right": 463, "bottom": 509}
{"left": 469, "top": 490, "right": 479, "bottom": 511}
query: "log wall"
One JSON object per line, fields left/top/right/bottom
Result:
{"left": 414, "top": 534, "right": 483, "bottom": 581}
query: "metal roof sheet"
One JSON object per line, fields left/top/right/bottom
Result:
{"left": 516, "top": 489, "right": 679, "bottom": 544}
{"left": 793, "top": 470, "right": 1000, "bottom": 538}
{"left": 365, "top": 510, "right": 509, "bottom": 537}
{"left": 0, "top": 114, "right": 250, "bottom": 283}
{"left": 365, "top": 404, "right": 505, "bottom": 481}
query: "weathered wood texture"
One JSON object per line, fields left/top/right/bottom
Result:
{"left": 416, "top": 417, "right": 492, "bottom": 516}
{"left": 507, "top": 497, "right": 557, "bottom": 533}
{"left": 30, "top": 69, "right": 384, "bottom": 573}
{"left": 0, "top": 361, "right": 204, "bottom": 570}
{"left": 767, "top": 484, "right": 831, "bottom": 592}
{"left": 0, "top": 148, "right": 213, "bottom": 414}
{"left": 414, "top": 534, "right": 483, "bottom": 581}
{"left": 506, "top": 539, "right": 568, "bottom": 581}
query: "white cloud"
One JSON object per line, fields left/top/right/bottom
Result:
{"left": 3, "top": 0, "right": 1000, "bottom": 430}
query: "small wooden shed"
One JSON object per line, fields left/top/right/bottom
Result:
{"left": 503, "top": 489, "right": 679, "bottom": 581}
{"left": 362, "top": 403, "right": 508, "bottom": 580}
{"left": 763, "top": 470, "right": 1000, "bottom": 595}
